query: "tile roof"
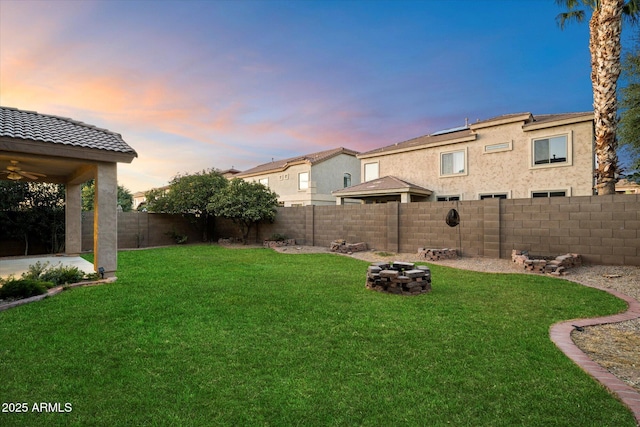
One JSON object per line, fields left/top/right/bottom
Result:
{"left": 359, "top": 111, "right": 593, "bottom": 157}
{"left": 0, "top": 106, "right": 137, "bottom": 156}
{"left": 236, "top": 147, "right": 359, "bottom": 177}
{"left": 359, "top": 128, "right": 474, "bottom": 157}
{"left": 333, "top": 175, "right": 431, "bottom": 195}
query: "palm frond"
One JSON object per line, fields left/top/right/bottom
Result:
{"left": 622, "top": 0, "right": 640, "bottom": 24}
{"left": 556, "top": 10, "right": 587, "bottom": 29}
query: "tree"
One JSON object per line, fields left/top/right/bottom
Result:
{"left": 145, "top": 169, "right": 228, "bottom": 241}
{"left": 556, "top": 0, "right": 639, "bottom": 194}
{"left": 619, "top": 37, "right": 640, "bottom": 181}
{"left": 0, "top": 181, "right": 65, "bottom": 255}
{"left": 81, "top": 180, "right": 134, "bottom": 212}
{"left": 207, "top": 179, "right": 279, "bottom": 244}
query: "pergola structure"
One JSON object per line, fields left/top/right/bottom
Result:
{"left": 0, "top": 106, "right": 137, "bottom": 277}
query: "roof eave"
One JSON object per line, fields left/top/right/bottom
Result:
{"left": 358, "top": 134, "right": 477, "bottom": 159}
{"left": 522, "top": 113, "right": 594, "bottom": 131}
{"left": 0, "top": 137, "right": 137, "bottom": 164}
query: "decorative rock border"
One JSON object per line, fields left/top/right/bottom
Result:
{"left": 0, "top": 277, "right": 117, "bottom": 312}
{"left": 218, "top": 237, "right": 243, "bottom": 245}
{"left": 512, "top": 250, "right": 582, "bottom": 275}
{"left": 330, "top": 240, "right": 367, "bottom": 254}
{"left": 550, "top": 287, "right": 640, "bottom": 424}
{"left": 263, "top": 239, "right": 296, "bottom": 248}
{"left": 417, "top": 248, "right": 458, "bottom": 261}
{"left": 366, "top": 261, "right": 432, "bottom": 296}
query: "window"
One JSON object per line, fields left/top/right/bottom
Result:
{"left": 440, "top": 150, "right": 465, "bottom": 176}
{"left": 532, "top": 190, "right": 566, "bottom": 198}
{"left": 364, "top": 163, "right": 379, "bottom": 181}
{"left": 533, "top": 135, "right": 568, "bottom": 166}
{"left": 343, "top": 173, "right": 352, "bottom": 188}
{"left": 298, "top": 172, "right": 309, "bottom": 190}
{"left": 437, "top": 195, "right": 460, "bottom": 202}
{"left": 259, "top": 178, "right": 268, "bottom": 187}
{"left": 480, "top": 193, "right": 507, "bottom": 200}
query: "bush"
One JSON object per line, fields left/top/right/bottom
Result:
{"left": 269, "top": 233, "right": 288, "bottom": 242}
{"left": 0, "top": 279, "right": 49, "bottom": 300}
{"left": 21, "top": 261, "right": 50, "bottom": 281}
{"left": 40, "top": 265, "right": 85, "bottom": 286}
{"left": 166, "top": 230, "right": 188, "bottom": 244}
{"left": 19, "top": 262, "right": 86, "bottom": 287}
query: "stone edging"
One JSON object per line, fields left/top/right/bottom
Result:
{"left": 550, "top": 287, "right": 640, "bottom": 424}
{"left": 0, "top": 277, "right": 117, "bottom": 312}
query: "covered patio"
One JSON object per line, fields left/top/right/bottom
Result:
{"left": 0, "top": 106, "right": 137, "bottom": 278}
{"left": 332, "top": 175, "right": 432, "bottom": 204}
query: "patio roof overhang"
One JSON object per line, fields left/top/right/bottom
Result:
{"left": 0, "top": 106, "right": 137, "bottom": 278}
{"left": 0, "top": 138, "right": 136, "bottom": 184}
{"left": 332, "top": 175, "right": 432, "bottom": 203}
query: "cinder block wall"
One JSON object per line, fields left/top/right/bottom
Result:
{"left": 82, "top": 212, "right": 201, "bottom": 251}
{"left": 76, "top": 194, "right": 640, "bottom": 266}
{"left": 500, "top": 194, "right": 640, "bottom": 265}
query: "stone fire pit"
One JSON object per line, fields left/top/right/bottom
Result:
{"left": 366, "top": 261, "right": 432, "bottom": 296}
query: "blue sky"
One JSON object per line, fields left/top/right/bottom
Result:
{"left": 1, "top": 0, "right": 635, "bottom": 192}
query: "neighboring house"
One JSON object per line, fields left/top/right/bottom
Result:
{"left": 132, "top": 191, "right": 146, "bottom": 210}
{"left": 334, "top": 112, "right": 595, "bottom": 203}
{"left": 219, "top": 168, "right": 241, "bottom": 179}
{"left": 234, "top": 147, "right": 360, "bottom": 206}
{"left": 133, "top": 185, "right": 169, "bottom": 211}
{"left": 616, "top": 179, "right": 640, "bottom": 194}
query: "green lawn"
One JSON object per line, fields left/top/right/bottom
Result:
{"left": 0, "top": 245, "right": 635, "bottom": 426}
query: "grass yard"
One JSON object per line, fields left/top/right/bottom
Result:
{"left": 0, "top": 245, "right": 635, "bottom": 426}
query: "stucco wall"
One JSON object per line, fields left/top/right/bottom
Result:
{"left": 240, "top": 154, "right": 360, "bottom": 206}
{"left": 359, "top": 119, "right": 594, "bottom": 200}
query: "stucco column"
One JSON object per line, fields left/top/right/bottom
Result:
{"left": 65, "top": 183, "right": 82, "bottom": 255}
{"left": 400, "top": 193, "right": 410, "bottom": 203}
{"left": 94, "top": 163, "right": 118, "bottom": 277}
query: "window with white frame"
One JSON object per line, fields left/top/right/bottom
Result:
{"left": 259, "top": 178, "right": 268, "bottom": 187}
{"left": 343, "top": 173, "right": 351, "bottom": 188}
{"left": 437, "top": 195, "right": 460, "bottom": 202}
{"left": 532, "top": 190, "right": 567, "bottom": 198}
{"left": 440, "top": 150, "right": 466, "bottom": 176}
{"left": 532, "top": 135, "right": 568, "bottom": 166}
{"left": 364, "top": 162, "right": 379, "bottom": 181}
{"left": 298, "top": 172, "right": 309, "bottom": 190}
{"left": 479, "top": 193, "right": 507, "bottom": 200}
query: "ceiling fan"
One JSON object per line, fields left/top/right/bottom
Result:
{"left": 1, "top": 160, "right": 47, "bottom": 181}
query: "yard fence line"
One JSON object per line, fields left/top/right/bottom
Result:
{"left": 77, "top": 193, "right": 640, "bottom": 266}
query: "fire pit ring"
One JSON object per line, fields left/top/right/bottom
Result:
{"left": 366, "top": 261, "right": 432, "bottom": 296}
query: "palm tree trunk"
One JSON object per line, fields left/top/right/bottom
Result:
{"left": 592, "top": 0, "right": 624, "bottom": 195}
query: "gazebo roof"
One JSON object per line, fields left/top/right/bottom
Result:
{"left": 0, "top": 106, "right": 137, "bottom": 156}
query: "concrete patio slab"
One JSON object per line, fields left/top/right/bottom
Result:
{"left": 0, "top": 255, "right": 94, "bottom": 279}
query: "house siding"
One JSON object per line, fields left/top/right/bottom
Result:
{"left": 358, "top": 117, "right": 594, "bottom": 200}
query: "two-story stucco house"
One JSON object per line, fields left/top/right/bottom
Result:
{"left": 235, "top": 147, "right": 360, "bottom": 206}
{"left": 333, "top": 112, "right": 595, "bottom": 203}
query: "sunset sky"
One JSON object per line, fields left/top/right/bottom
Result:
{"left": 1, "top": 0, "right": 636, "bottom": 192}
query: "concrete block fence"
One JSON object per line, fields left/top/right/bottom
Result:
{"left": 77, "top": 193, "right": 640, "bottom": 266}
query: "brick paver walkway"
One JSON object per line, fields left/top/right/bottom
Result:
{"left": 550, "top": 287, "right": 640, "bottom": 424}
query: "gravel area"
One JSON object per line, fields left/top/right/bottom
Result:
{"left": 272, "top": 245, "right": 640, "bottom": 393}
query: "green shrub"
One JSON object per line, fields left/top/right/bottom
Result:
{"left": 166, "top": 229, "right": 188, "bottom": 244}
{"left": 40, "top": 265, "right": 85, "bottom": 286}
{"left": 269, "top": 233, "right": 288, "bottom": 241}
{"left": 0, "top": 279, "right": 49, "bottom": 300}
{"left": 21, "top": 261, "right": 50, "bottom": 281}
